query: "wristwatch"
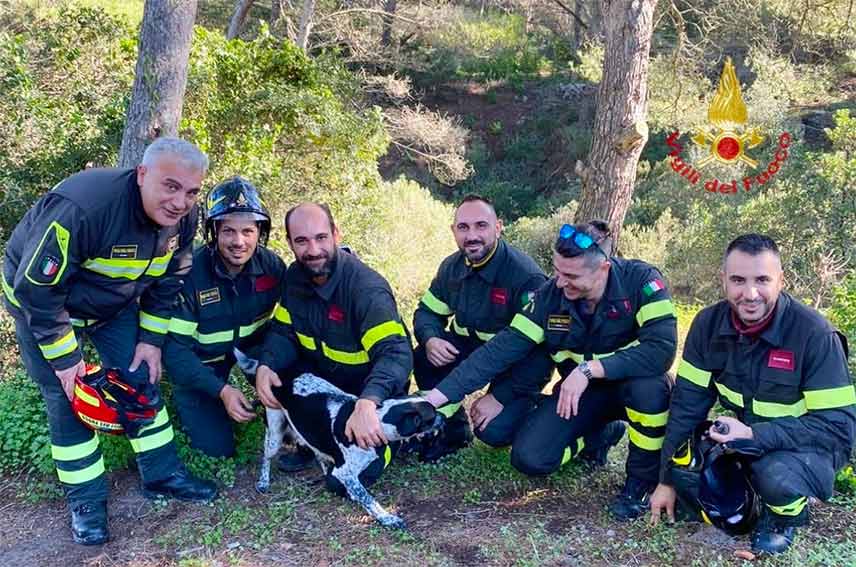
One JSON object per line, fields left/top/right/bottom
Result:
{"left": 577, "top": 361, "right": 594, "bottom": 380}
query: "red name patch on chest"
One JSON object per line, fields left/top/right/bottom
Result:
{"left": 768, "top": 349, "right": 795, "bottom": 371}
{"left": 255, "top": 275, "right": 278, "bottom": 293}
{"left": 490, "top": 288, "right": 508, "bottom": 305}
{"left": 328, "top": 304, "right": 345, "bottom": 323}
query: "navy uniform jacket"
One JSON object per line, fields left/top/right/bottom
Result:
{"left": 2, "top": 168, "right": 196, "bottom": 371}
{"left": 259, "top": 250, "right": 412, "bottom": 403}
{"left": 436, "top": 257, "right": 678, "bottom": 403}
{"left": 660, "top": 293, "right": 856, "bottom": 484}
{"left": 163, "top": 245, "right": 286, "bottom": 398}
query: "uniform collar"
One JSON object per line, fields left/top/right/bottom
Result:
{"left": 464, "top": 239, "right": 506, "bottom": 284}
{"left": 313, "top": 249, "right": 346, "bottom": 302}
{"left": 716, "top": 292, "right": 790, "bottom": 347}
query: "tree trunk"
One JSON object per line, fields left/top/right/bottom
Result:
{"left": 296, "top": 0, "right": 317, "bottom": 51}
{"left": 573, "top": 0, "right": 656, "bottom": 246}
{"left": 118, "top": 0, "right": 198, "bottom": 168}
{"left": 227, "top": 0, "right": 256, "bottom": 40}
{"left": 381, "top": 0, "right": 397, "bottom": 47}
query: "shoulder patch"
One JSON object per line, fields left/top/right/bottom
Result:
{"left": 521, "top": 290, "right": 535, "bottom": 308}
{"left": 642, "top": 279, "right": 665, "bottom": 296}
{"left": 198, "top": 287, "right": 221, "bottom": 306}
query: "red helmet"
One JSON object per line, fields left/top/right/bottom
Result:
{"left": 72, "top": 365, "right": 160, "bottom": 436}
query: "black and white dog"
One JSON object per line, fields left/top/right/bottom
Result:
{"left": 234, "top": 349, "right": 442, "bottom": 529}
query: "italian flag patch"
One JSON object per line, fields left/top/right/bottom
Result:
{"left": 642, "top": 279, "right": 664, "bottom": 296}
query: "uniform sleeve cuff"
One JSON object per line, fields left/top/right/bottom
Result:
{"left": 750, "top": 422, "right": 776, "bottom": 451}
{"left": 48, "top": 350, "right": 84, "bottom": 372}
{"left": 360, "top": 385, "right": 387, "bottom": 404}
{"left": 138, "top": 330, "right": 166, "bottom": 348}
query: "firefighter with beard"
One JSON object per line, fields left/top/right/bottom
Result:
{"left": 163, "top": 177, "right": 286, "bottom": 458}
{"left": 254, "top": 203, "right": 413, "bottom": 472}
{"left": 650, "top": 234, "right": 856, "bottom": 554}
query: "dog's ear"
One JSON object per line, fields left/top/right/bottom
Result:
{"left": 381, "top": 399, "right": 437, "bottom": 437}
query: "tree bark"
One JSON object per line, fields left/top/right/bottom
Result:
{"left": 118, "top": 0, "right": 198, "bottom": 168}
{"left": 227, "top": 0, "right": 256, "bottom": 40}
{"left": 574, "top": 0, "right": 656, "bottom": 246}
{"left": 296, "top": 0, "right": 317, "bottom": 51}
{"left": 381, "top": 0, "right": 397, "bottom": 47}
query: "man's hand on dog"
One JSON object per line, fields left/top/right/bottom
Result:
{"left": 256, "top": 364, "right": 283, "bottom": 409}
{"left": 470, "top": 393, "right": 503, "bottom": 432}
{"left": 220, "top": 384, "right": 255, "bottom": 422}
{"left": 346, "top": 399, "right": 388, "bottom": 449}
{"left": 425, "top": 337, "right": 459, "bottom": 367}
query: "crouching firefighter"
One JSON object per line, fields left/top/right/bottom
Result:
{"left": 651, "top": 234, "right": 856, "bottom": 554}
{"left": 0, "top": 138, "right": 218, "bottom": 546}
{"left": 163, "top": 177, "right": 286, "bottom": 457}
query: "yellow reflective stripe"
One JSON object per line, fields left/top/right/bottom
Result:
{"left": 201, "top": 354, "right": 226, "bottom": 364}
{"left": 274, "top": 304, "right": 292, "bottom": 324}
{"left": 168, "top": 317, "right": 198, "bottom": 336}
{"left": 677, "top": 360, "right": 711, "bottom": 388}
{"left": 144, "top": 251, "right": 174, "bottom": 277}
{"left": 452, "top": 317, "right": 470, "bottom": 337}
{"left": 753, "top": 398, "right": 807, "bottom": 418}
{"left": 83, "top": 257, "right": 149, "bottom": 279}
{"left": 56, "top": 457, "right": 105, "bottom": 484}
{"left": 475, "top": 330, "right": 496, "bottom": 341}
{"left": 1, "top": 275, "right": 21, "bottom": 307}
{"left": 626, "top": 407, "right": 669, "bottom": 427}
{"left": 421, "top": 289, "right": 452, "bottom": 316}
{"left": 561, "top": 438, "right": 586, "bottom": 465}
{"left": 383, "top": 445, "right": 392, "bottom": 468}
{"left": 635, "top": 299, "right": 677, "bottom": 326}
{"left": 437, "top": 401, "right": 462, "bottom": 418}
{"left": 239, "top": 309, "right": 273, "bottom": 338}
{"left": 767, "top": 496, "right": 807, "bottom": 516}
{"left": 715, "top": 381, "right": 744, "bottom": 408}
{"left": 551, "top": 350, "right": 583, "bottom": 364}
{"left": 70, "top": 317, "right": 98, "bottom": 327}
{"left": 74, "top": 385, "right": 100, "bottom": 407}
{"left": 627, "top": 424, "right": 664, "bottom": 450}
{"left": 361, "top": 320, "right": 406, "bottom": 351}
{"left": 130, "top": 426, "right": 175, "bottom": 453}
{"left": 804, "top": 385, "right": 856, "bottom": 410}
{"left": 140, "top": 311, "right": 169, "bottom": 334}
{"left": 24, "top": 221, "right": 71, "bottom": 286}
{"left": 672, "top": 444, "right": 692, "bottom": 466}
{"left": 297, "top": 333, "right": 316, "bottom": 350}
{"left": 51, "top": 436, "right": 99, "bottom": 461}
{"left": 593, "top": 339, "right": 641, "bottom": 360}
{"left": 322, "top": 342, "right": 370, "bottom": 365}
{"left": 510, "top": 313, "right": 545, "bottom": 344}
{"left": 196, "top": 329, "right": 234, "bottom": 345}
{"left": 138, "top": 407, "right": 169, "bottom": 434}
{"left": 39, "top": 329, "right": 78, "bottom": 359}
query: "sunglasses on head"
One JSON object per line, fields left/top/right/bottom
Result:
{"left": 558, "top": 224, "right": 606, "bottom": 256}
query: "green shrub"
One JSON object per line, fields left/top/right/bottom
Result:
{"left": 0, "top": 369, "right": 53, "bottom": 474}
{"left": 505, "top": 201, "right": 578, "bottom": 273}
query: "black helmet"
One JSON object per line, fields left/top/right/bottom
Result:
{"left": 204, "top": 177, "right": 271, "bottom": 245}
{"left": 697, "top": 440, "right": 762, "bottom": 535}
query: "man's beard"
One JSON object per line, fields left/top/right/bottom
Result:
{"left": 300, "top": 248, "right": 336, "bottom": 278}
{"left": 463, "top": 238, "right": 491, "bottom": 263}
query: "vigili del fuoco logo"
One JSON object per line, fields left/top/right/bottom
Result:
{"left": 665, "top": 57, "right": 792, "bottom": 194}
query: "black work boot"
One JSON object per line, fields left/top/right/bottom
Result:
{"left": 70, "top": 500, "right": 109, "bottom": 545}
{"left": 609, "top": 476, "right": 656, "bottom": 521}
{"left": 420, "top": 406, "right": 472, "bottom": 463}
{"left": 278, "top": 445, "right": 315, "bottom": 473}
{"left": 578, "top": 421, "right": 626, "bottom": 468}
{"left": 143, "top": 468, "right": 218, "bottom": 502}
{"left": 751, "top": 507, "right": 805, "bottom": 555}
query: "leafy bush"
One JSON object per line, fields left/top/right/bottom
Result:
{"left": 505, "top": 201, "right": 578, "bottom": 273}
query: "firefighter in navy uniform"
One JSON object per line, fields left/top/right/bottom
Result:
{"left": 254, "top": 202, "right": 413, "bottom": 480}
{"left": 163, "top": 178, "right": 286, "bottom": 458}
{"left": 412, "top": 196, "right": 622, "bottom": 463}
{"left": 423, "top": 222, "right": 677, "bottom": 519}
{"left": 0, "top": 138, "right": 217, "bottom": 546}
{"left": 650, "top": 234, "right": 856, "bottom": 555}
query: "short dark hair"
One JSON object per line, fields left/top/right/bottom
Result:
{"left": 724, "top": 233, "right": 780, "bottom": 262}
{"left": 554, "top": 220, "right": 612, "bottom": 268}
{"left": 456, "top": 194, "right": 496, "bottom": 216}
{"left": 284, "top": 202, "right": 336, "bottom": 239}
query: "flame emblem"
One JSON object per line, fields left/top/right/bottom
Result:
{"left": 692, "top": 57, "right": 764, "bottom": 168}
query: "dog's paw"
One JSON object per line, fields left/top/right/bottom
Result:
{"left": 379, "top": 514, "right": 407, "bottom": 530}
{"left": 255, "top": 481, "right": 270, "bottom": 494}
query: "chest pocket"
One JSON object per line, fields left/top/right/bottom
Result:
{"left": 753, "top": 364, "right": 805, "bottom": 418}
